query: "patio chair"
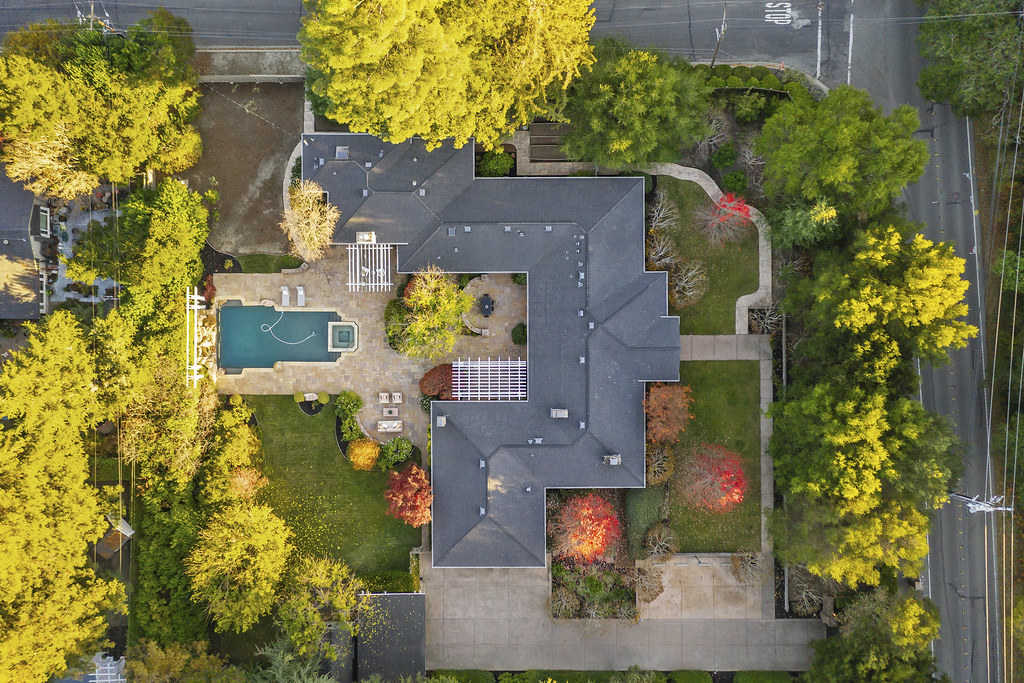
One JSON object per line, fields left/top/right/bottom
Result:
{"left": 391, "top": 392, "right": 403, "bottom": 404}
{"left": 379, "top": 392, "right": 390, "bottom": 404}
{"left": 296, "top": 285, "right": 306, "bottom": 307}
{"left": 280, "top": 286, "right": 290, "bottom": 307}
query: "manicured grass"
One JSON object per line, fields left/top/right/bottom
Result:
{"left": 624, "top": 485, "right": 666, "bottom": 557}
{"left": 658, "top": 176, "right": 759, "bottom": 335}
{"left": 669, "top": 360, "right": 761, "bottom": 552}
{"left": 245, "top": 394, "right": 419, "bottom": 572}
{"left": 237, "top": 254, "right": 303, "bottom": 273}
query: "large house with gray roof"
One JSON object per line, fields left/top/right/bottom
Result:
{"left": 302, "top": 133, "right": 680, "bottom": 568}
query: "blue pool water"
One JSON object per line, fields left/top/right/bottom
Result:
{"left": 218, "top": 304, "right": 344, "bottom": 370}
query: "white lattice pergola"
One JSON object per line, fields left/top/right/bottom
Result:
{"left": 347, "top": 243, "right": 393, "bottom": 292}
{"left": 453, "top": 357, "right": 527, "bottom": 400}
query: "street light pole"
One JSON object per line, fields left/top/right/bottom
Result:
{"left": 949, "top": 493, "right": 1014, "bottom": 514}
{"left": 710, "top": 3, "right": 728, "bottom": 68}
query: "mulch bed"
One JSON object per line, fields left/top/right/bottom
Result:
{"left": 200, "top": 241, "right": 242, "bottom": 281}
{"left": 298, "top": 400, "right": 325, "bottom": 416}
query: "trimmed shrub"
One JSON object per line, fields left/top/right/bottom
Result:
{"left": 347, "top": 439, "right": 379, "bottom": 471}
{"left": 511, "top": 272, "right": 527, "bottom": 286}
{"left": 419, "top": 393, "right": 435, "bottom": 414}
{"left": 511, "top": 322, "right": 527, "bottom": 346}
{"left": 435, "top": 672, "right": 496, "bottom": 683}
{"left": 712, "top": 64, "right": 732, "bottom": 79}
{"left": 293, "top": 391, "right": 304, "bottom": 403}
{"left": 644, "top": 521, "right": 680, "bottom": 558}
{"left": 458, "top": 273, "right": 481, "bottom": 288}
{"left": 229, "top": 394, "right": 243, "bottom": 406}
{"left": 378, "top": 436, "right": 414, "bottom": 471}
{"left": 732, "top": 93, "right": 767, "bottom": 124}
{"left": 334, "top": 390, "right": 364, "bottom": 441}
{"left": 751, "top": 65, "right": 771, "bottom": 79}
{"left": 668, "top": 672, "right": 713, "bottom": 683}
{"left": 316, "top": 391, "right": 329, "bottom": 405}
{"left": 710, "top": 142, "right": 737, "bottom": 170}
{"left": 419, "top": 363, "right": 454, "bottom": 400}
{"left": 384, "top": 298, "right": 408, "bottom": 350}
{"left": 743, "top": 77, "right": 762, "bottom": 89}
{"left": 478, "top": 149, "right": 515, "bottom": 177}
{"left": 725, "top": 75, "right": 744, "bottom": 88}
{"left": 722, "top": 171, "right": 748, "bottom": 194}
{"left": 733, "top": 673, "right": 794, "bottom": 683}
{"left": 646, "top": 444, "right": 675, "bottom": 485}
{"left": 731, "top": 65, "right": 752, "bottom": 81}
{"left": 761, "top": 73, "right": 782, "bottom": 90}
{"left": 645, "top": 383, "right": 694, "bottom": 443}
{"left": 359, "top": 570, "right": 418, "bottom": 593}
{"left": 707, "top": 76, "right": 726, "bottom": 89}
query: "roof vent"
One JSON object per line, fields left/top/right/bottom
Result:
{"left": 579, "top": 421, "right": 586, "bottom": 430}
{"left": 379, "top": 150, "right": 384, "bottom": 158}
{"left": 550, "top": 408, "right": 568, "bottom": 419}
{"left": 534, "top": 437, "right": 543, "bottom": 444}
{"left": 603, "top": 454, "right": 622, "bottom": 466}
{"left": 412, "top": 180, "right": 417, "bottom": 186}
{"left": 518, "top": 231, "right": 525, "bottom": 237}
{"left": 504, "top": 226, "right": 511, "bottom": 232}
{"left": 355, "top": 232, "right": 376, "bottom": 244}
{"left": 436, "top": 415, "right": 447, "bottom": 427}
{"left": 479, "top": 506, "right": 486, "bottom": 516}
{"left": 454, "top": 247, "right": 459, "bottom": 253}
{"left": 579, "top": 356, "right": 586, "bottom": 364}
{"left": 418, "top": 188, "right": 426, "bottom": 196}
{"left": 464, "top": 226, "right": 471, "bottom": 232}
{"left": 545, "top": 225, "right": 552, "bottom": 232}
{"left": 361, "top": 188, "right": 369, "bottom": 197}
{"left": 335, "top": 146, "right": 349, "bottom": 159}
{"left": 578, "top": 310, "right": 584, "bottom": 317}
{"left": 479, "top": 459, "right": 486, "bottom": 468}
{"left": 588, "top": 321, "right": 595, "bottom": 330}
{"left": 319, "top": 158, "right": 325, "bottom": 166}
{"left": 525, "top": 486, "right": 532, "bottom": 493}
{"left": 364, "top": 161, "right": 372, "bottom": 168}
{"left": 578, "top": 271, "right": 585, "bottom": 280}
{"left": 447, "top": 227, "right": 456, "bottom": 237}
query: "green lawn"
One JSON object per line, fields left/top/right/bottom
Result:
{"left": 669, "top": 360, "right": 761, "bottom": 552}
{"left": 237, "top": 254, "right": 303, "bottom": 273}
{"left": 245, "top": 395, "right": 419, "bottom": 572}
{"left": 659, "top": 176, "right": 759, "bottom": 335}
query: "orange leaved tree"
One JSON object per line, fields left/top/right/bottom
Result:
{"left": 384, "top": 463, "right": 433, "bottom": 527}
{"left": 550, "top": 493, "right": 621, "bottom": 563}
{"left": 678, "top": 444, "right": 748, "bottom": 511}
{"left": 645, "top": 383, "right": 693, "bottom": 444}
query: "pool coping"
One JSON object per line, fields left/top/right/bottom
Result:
{"left": 215, "top": 298, "right": 363, "bottom": 377}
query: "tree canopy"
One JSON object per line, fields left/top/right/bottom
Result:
{"left": 806, "top": 589, "right": 945, "bottom": 682}
{"left": 916, "top": 0, "right": 1024, "bottom": 117}
{"left": 755, "top": 86, "right": 927, "bottom": 216}
{"left": 561, "top": 40, "right": 711, "bottom": 168}
{"left": 0, "top": 312, "right": 125, "bottom": 682}
{"left": 0, "top": 10, "right": 201, "bottom": 192}
{"left": 400, "top": 266, "right": 475, "bottom": 359}
{"left": 186, "top": 504, "right": 293, "bottom": 633}
{"left": 300, "top": 0, "right": 595, "bottom": 148}
{"left": 281, "top": 179, "right": 339, "bottom": 262}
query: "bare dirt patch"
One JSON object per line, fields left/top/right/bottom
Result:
{"left": 182, "top": 83, "right": 303, "bottom": 255}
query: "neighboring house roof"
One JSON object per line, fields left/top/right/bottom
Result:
{"left": 0, "top": 166, "right": 39, "bottom": 320}
{"left": 303, "top": 134, "right": 680, "bottom": 568}
{"left": 327, "top": 593, "right": 426, "bottom": 683}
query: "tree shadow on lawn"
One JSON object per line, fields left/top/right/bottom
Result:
{"left": 245, "top": 395, "right": 420, "bottom": 573}
{"left": 669, "top": 360, "right": 761, "bottom": 553}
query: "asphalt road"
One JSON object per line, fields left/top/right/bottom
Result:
{"left": 849, "top": 0, "right": 999, "bottom": 680}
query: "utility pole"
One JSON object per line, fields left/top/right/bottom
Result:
{"left": 949, "top": 493, "right": 1014, "bottom": 514}
{"left": 710, "top": 3, "right": 728, "bottom": 68}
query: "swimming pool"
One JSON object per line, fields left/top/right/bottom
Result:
{"left": 218, "top": 304, "right": 357, "bottom": 370}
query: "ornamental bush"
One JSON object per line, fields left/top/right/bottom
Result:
{"left": 710, "top": 142, "right": 737, "bottom": 170}
{"left": 334, "top": 390, "right": 363, "bottom": 441}
{"left": 384, "top": 298, "right": 408, "bottom": 350}
{"left": 645, "top": 444, "right": 675, "bottom": 485}
{"left": 384, "top": 463, "right": 433, "bottom": 527}
{"left": 479, "top": 149, "right": 515, "bottom": 177}
{"left": 316, "top": 391, "right": 329, "bottom": 405}
{"left": 677, "top": 444, "right": 748, "bottom": 511}
{"left": 549, "top": 492, "right": 621, "bottom": 563}
{"left": 512, "top": 273, "right": 527, "bottom": 285}
{"left": 419, "top": 364, "right": 454, "bottom": 400}
{"left": 645, "top": 383, "right": 693, "bottom": 443}
{"left": 378, "top": 436, "right": 415, "bottom": 471}
{"left": 511, "top": 322, "right": 527, "bottom": 346}
{"left": 293, "top": 392, "right": 304, "bottom": 403}
{"left": 722, "top": 171, "right": 748, "bottom": 194}
{"left": 348, "top": 439, "right": 380, "bottom": 471}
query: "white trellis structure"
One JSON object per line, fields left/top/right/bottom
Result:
{"left": 453, "top": 357, "right": 527, "bottom": 400}
{"left": 347, "top": 243, "right": 394, "bottom": 292}
{"left": 185, "top": 287, "right": 205, "bottom": 387}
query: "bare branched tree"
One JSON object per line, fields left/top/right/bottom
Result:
{"left": 631, "top": 567, "right": 665, "bottom": 604}
{"left": 645, "top": 444, "right": 674, "bottom": 485}
{"left": 644, "top": 522, "right": 680, "bottom": 559}
{"left": 549, "top": 586, "right": 581, "bottom": 619}
{"left": 648, "top": 189, "right": 679, "bottom": 235}
{"left": 730, "top": 552, "right": 771, "bottom": 586}
{"left": 696, "top": 112, "right": 728, "bottom": 157}
{"left": 279, "top": 179, "right": 340, "bottom": 262}
{"left": 739, "top": 145, "right": 766, "bottom": 197}
{"left": 646, "top": 233, "right": 678, "bottom": 271}
{"left": 696, "top": 195, "right": 754, "bottom": 247}
{"left": 749, "top": 303, "right": 783, "bottom": 335}
{"left": 3, "top": 123, "right": 98, "bottom": 200}
{"left": 672, "top": 259, "right": 708, "bottom": 306}
{"left": 788, "top": 564, "right": 842, "bottom": 617}
{"left": 778, "top": 250, "right": 811, "bottom": 278}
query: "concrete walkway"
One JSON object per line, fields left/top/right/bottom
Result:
{"left": 421, "top": 556, "right": 823, "bottom": 671}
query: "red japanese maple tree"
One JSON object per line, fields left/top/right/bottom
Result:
{"left": 645, "top": 383, "right": 694, "bottom": 444}
{"left": 384, "top": 463, "right": 433, "bottom": 527}
{"left": 550, "top": 493, "right": 621, "bottom": 563}
{"left": 678, "top": 444, "right": 748, "bottom": 511}
{"left": 696, "top": 193, "right": 754, "bottom": 246}
{"left": 419, "top": 363, "right": 453, "bottom": 400}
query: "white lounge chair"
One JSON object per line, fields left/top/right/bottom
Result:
{"left": 280, "top": 286, "right": 290, "bottom": 307}
{"left": 296, "top": 285, "right": 306, "bottom": 307}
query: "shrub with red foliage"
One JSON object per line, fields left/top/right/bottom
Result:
{"left": 550, "top": 493, "right": 621, "bottom": 563}
{"left": 384, "top": 463, "right": 433, "bottom": 527}
{"left": 696, "top": 193, "right": 754, "bottom": 246}
{"left": 402, "top": 275, "right": 420, "bottom": 300}
{"left": 202, "top": 274, "right": 216, "bottom": 303}
{"left": 645, "top": 383, "right": 693, "bottom": 444}
{"left": 419, "top": 363, "right": 453, "bottom": 400}
{"left": 678, "top": 444, "right": 748, "bottom": 511}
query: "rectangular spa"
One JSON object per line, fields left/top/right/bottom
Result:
{"left": 217, "top": 303, "right": 357, "bottom": 371}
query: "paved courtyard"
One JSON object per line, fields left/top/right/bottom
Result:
{"left": 421, "top": 553, "right": 824, "bottom": 671}
{"left": 211, "top": 252, "right": 526, "bottom": 450}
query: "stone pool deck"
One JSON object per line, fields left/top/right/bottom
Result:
{"left": 211, "top": 253, "right": 525, "bottom": 450}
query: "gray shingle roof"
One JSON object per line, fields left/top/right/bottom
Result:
{"left": 0, "top": 167, "right": 39, "bottom": 320}
{"left": 303, "top": 134, "right": 680, "bottom": 568}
